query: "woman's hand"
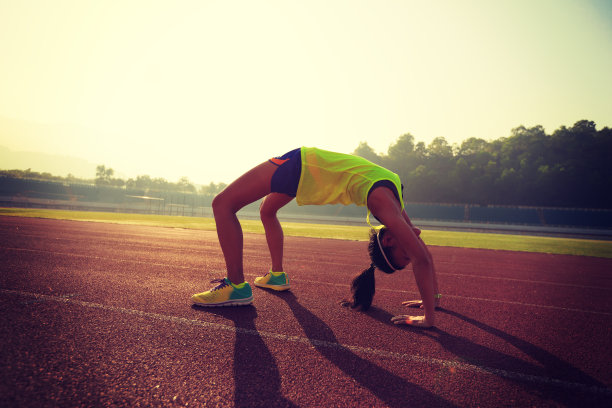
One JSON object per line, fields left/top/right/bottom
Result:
{"left": 391, "top": 315, "right": 433, "bottom": 328}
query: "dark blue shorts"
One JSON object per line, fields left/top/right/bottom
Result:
{"left": 269, "top": 148, "right": 302, "bottom": 197}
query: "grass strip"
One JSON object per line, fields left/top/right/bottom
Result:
{"left": 1, "top": 207, "right": 610, "bottom": 258}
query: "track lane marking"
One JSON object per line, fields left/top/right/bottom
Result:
{"left": 2, "top": 246, "right": 611, "bottom": 316}
{"left": 1, "top": 288, "right": 610, "bottom": 397}
{"left": 283, "top": 278, "right": 612, "bottom": 316}
{"left": 3, "top": 245, "right": 610, "bottom": 291}
{"left": 438, "top": 272, "right": 610, "bottom": 291}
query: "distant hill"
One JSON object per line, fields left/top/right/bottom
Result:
{"left": 0, "top": 145, "right": 96, "bottom": 179}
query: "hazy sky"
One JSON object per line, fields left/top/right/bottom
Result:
{"left": 1, "top": 0, "right": 611, "bottom": 184}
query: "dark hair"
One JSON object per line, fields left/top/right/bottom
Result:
{"left": 343, "top": 228, "right": 396, "bottom": 311}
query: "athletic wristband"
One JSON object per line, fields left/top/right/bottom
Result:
{"left": 434, "top": 293, "right": 442, "bottom": 299}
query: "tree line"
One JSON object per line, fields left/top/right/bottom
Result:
{"left": 0, "top": 166, "right": 228, "bottom": 196}
{"left": 93, "top": 164, "right": 229, "bottom": 195}
{"left": 1, "top": 119, "right": 610, "bottom": 208}
{"left": 354, "top": 120, "right": 611, "bottom": 208}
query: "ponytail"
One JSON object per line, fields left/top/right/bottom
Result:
{"left": 347, "top": 263, "right": 376, "bottom": 311}
{"left": 341, "top": 228, "right": 396, "bottom": 311}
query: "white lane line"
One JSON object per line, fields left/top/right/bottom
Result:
{"left": 3, "top": 246, "right": 611, "bottom": 316}
{"left": 1, "top": 288, "right": 610, "bottom": 397}
{"left": 288, "top": 278, "right": 612, "bottom": 317}
{"left": 0, "top": 246, "right": 197, "bottom": 270}
{"left": 4, "top": 244, "right": 611, "bottom": 293}
{"left": 439, "top": 272, "right": 612, "bottom": 291}
{"left": 433, "top": 294, "right": 612, "bottom": 316}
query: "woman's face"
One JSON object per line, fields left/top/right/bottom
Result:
{"left": 385, "top": 227, "right": 421, "bottom": 270}
{"left": 388, "top": 243, "right": 411, "bottom": 270}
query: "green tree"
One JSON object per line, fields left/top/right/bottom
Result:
{"left": 427, "top": 137, "right": 453, "bottom": 158}
{"left": 95, "top": 165, "right": 115, "bottom": 186}
{"left": 387, "top": 133, "right": 415, "bottom": 162}
{"left": 353, "top": 142, "right": 382, "bottom": 164}
{"left": 457, "top": 137, "right": 489, "bottom": 156}
{"left": 177, "top": 177, "right": 196, "bottom": 193}
{"left": 199, "top": 182, "right": 227, "bottom": 196}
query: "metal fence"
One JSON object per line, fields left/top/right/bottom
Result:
{"left": 1, "top": 177, "right": 611, "bottom": 231}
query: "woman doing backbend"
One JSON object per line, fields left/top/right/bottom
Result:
{"left": 191, "top": 147, "right": 440, "bottom": 327}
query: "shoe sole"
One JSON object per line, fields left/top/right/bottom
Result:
{"left": 192, "top": 296, "right": 253, "bottom": 307}
{"left": 253, "top": 282, "right": 291, "bottom": 291}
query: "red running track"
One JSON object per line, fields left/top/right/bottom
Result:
{"left": 0, "top": 216, "right": 610, "bottom": 407}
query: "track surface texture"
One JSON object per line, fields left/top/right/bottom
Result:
{"left": 1, "top": 216, "right": 611, "bottom": 407}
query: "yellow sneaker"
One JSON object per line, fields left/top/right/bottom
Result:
{"left": 191, "top": 278, "right": 253, "bottom": 307}
{"left": 254, "top": 271, "right": 291, "bottom": 291}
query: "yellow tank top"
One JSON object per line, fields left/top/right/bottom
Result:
{"left": 295, "top": 147, "right": 404, "bottom": 208}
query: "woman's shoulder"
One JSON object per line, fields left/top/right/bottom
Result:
{"left": 367, "top": 186, "right": 403, "bottom": 216}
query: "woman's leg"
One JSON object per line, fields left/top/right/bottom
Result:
{"left": 259, "top": 193, "right": 294, "bottom": 272}
{"left": 212, "top": 161, "right": 277, "bottom": 284}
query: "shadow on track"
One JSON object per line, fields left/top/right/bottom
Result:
{"left": 268, "top": 291, "right": 458, "bottom": 408}
{"left": 192, "top": 305, "right": 298, "bottom": 408}
{"left": 366, "top": 306, "right": 611, "bottom": 406}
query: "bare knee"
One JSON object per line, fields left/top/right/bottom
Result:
{"left": 259, "top": 200, "right": 278, "bottom": 222}
{"left": 212, "top": 192, "right": 235, "bottom": 217}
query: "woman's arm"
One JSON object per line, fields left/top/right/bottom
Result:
{"left": 368, "top": 188, "right": 436, "bottom": 327}
{"left": 400, "top": 209, "right": 440, "bottom": 309}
